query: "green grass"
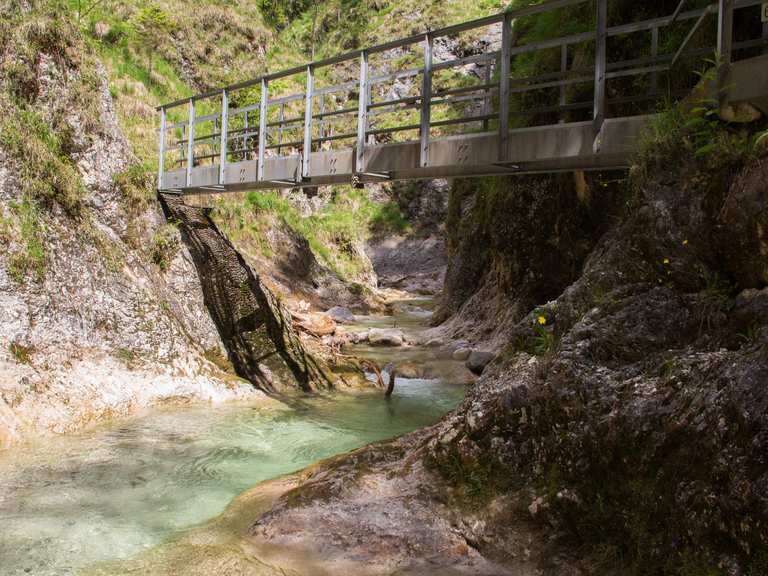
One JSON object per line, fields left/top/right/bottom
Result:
{"left": 213, "top": 188, "right": 409, "bottom": 281}
{"left": 150, "top": 223, "right": 180, "bottom": 271}
{"left": 0, "top": 105, "right": 87, "bottom": 218}
{"left": 9, "top": 342, "right": 35, "bottom": 364}
{"left": 7, "top": 197, "right": 47, "bottom": 284}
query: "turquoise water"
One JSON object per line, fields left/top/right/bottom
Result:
{"left": 0, "top": 380, "right": 464, "bottom": 575}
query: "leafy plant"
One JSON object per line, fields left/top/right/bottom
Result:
{"left": 150, "top": 222, "right": 179, "bottom": 271}
{"left": 131, "top": 5, "right": 173, "bottom": 81}
{"left": 9, "top": 342, "right": 34, "bottom": 364}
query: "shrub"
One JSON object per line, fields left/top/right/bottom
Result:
{"left": 150, "top": 223, "right": 180, "bottom": 271}
{"left": 114, "top": 162, "right": 154, "bottom": 214}
{"left": 9, "top": 342, "right": 34, "bottom": 364}
{"left": 256, "top": 0, "right": 313, "bottom": 29}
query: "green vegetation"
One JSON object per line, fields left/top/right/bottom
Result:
{"left": 115, "top": 347, "right": 139, "bottom": 367}
{"left": 7, "top": 197, "right": 47, "bottom": 283}
{"left": 0, "top": 107, "right": 87, "bottom": 217}
{"left": 509, "top": 316, "right": 558, "bottom": 357}
{"left": 9, "top": 342, "right": 35, "bottom": 364}
{"left": 113, "top": 162, "right": 155, "bottom": 214}
{"left": 150, "top": 223, "right": 180, "bottom": 271}
{"left": 213, "top": 188, "right": 409, "bottom": 281}
{"left": 131, "top": 5, "right": 173, "bottom": 80}
{"left": 0, "top": 2, "right": 100, "bottom": 217}
{"left": 633, "top": 64, "right": 766, "bottom": 185}
{"left": 256, "top": 0, "right": 313, "bottom": 30}
{"left": 204, "top": 347, "right": 237, "bottom": 375}
{"left": 428, "top": 446, "right": 510, "bottom": 510}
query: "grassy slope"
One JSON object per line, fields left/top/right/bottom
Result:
{"left": 65, "top": 0, "right": 509, "bottom": 286}
{"left": 46, "top": 0, "right": 730, "bottom": 289}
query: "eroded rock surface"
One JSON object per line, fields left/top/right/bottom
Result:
{"left": 223, "top": 144, "right": 768, "bottom": 575}
{"left": 0, "top": 33, "right": 260, "bottom": 447}
{"left": 160, "top": 195, "right": 335, "bottom": 392}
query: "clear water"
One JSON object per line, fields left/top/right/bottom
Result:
{"left": 0, "top": 381, "right": 464, "bottom": 575}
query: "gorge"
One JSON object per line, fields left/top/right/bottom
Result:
{"left": 1, "top": 1, "right": 767, "bottom": 575}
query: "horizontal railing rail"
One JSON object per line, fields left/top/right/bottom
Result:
{"left": 157, "top": 0, "right": 767, "bottom": 191}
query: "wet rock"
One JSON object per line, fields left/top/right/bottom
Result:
{"left": 325, "top": 306, "right": 355, "bottom": 324}
{"left": 395, "top": 362, "right": 422, "bottom": 378}
{"left": 368, "top": 235, "right": 447, "bottom": 295}
{"left": 452, "top": 347, "right": 472, "bottom": 361}
{"left": 466, "top": 350, "right": 495, "bottom": 375}
{"left": 368, "top": 328, "right": 405, "bottom": 347}
{"left": 716, "top": 158, "right": 768, "bottom": 289}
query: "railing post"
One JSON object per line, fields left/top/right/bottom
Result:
{"left": 717, "top": 0, "right": 734, "bottom": 107}
{"left": 258, "top": 78, "right": 268, "bottom": 182}
{"left": 593, "top": 0, "right": 607, "bottom": 149}
{"left": 243, "top": 111, "right": 249, "bottom": 160}
{"left": 157, "top": 107, "right": 166, "bottom": 190}
{"left": 219, "top": 89, "right": 228, "bottom": 186}
{"left": 420, "top": 33, "right": 433, "bottom": 168}
{"left": 302, "top": 65, "right": 314, "bottom": 179}
{"left": 185, "top": 98, "right": 195, "bottom": 188}
{"left": 559, "top": 44, "right": 568, "bottom": 122}
{"left": 356, "top": 50, "right": 369, "bottom": 174}
{"left": 650, "top": 26, "right": 659, "bottom": 96}
{"left": 498, "top": 13, "right": 511, "bottom": 161}
{"left": 482, "top": 62, "right": 492, "bottom": 131}
{"left": 318, "top": 95, "right": 326, "bottom": 144}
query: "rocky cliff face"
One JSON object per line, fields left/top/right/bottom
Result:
{"left": 218, "top": 115, "right": 768, "bottom": 575}
{"left": 430, "top": 172, "right": 625, "bottom": 348}
{"left": 0, "top": 4, "right": 264, "bottom": 447}
{"left": 424, "top": 140, "right": 768, "bottom": 574}
{"left": 160, "top": 195, "right": 335, "bottom": 392}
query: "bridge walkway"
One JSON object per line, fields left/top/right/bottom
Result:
{"left": 156, "top": 0, "right": 768, "bottom": 197}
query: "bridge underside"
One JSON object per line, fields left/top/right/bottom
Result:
{"left": 162, "top": 116, "right": 649, "bottom": 194}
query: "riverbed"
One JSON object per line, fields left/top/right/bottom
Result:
{"left": 0, "top": 299, "right": 465, "bottom": 575}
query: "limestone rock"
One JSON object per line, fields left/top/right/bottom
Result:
{"left": 160, "top": 195, "right": 335, "bottom": 392}
{"left": 465, "top": 350, "right": 495, "bottom": 375}
{"left": 326, "top": 306, "right": 355, "bottom": 324}
{"left": 293, "top": 311, "right": 337, "bottom": 336}
{"left": 368, "top": 328, "right": 405, "bottom": 347}
{"left": 452, "top": 347, "right": 472, "bottom": 361}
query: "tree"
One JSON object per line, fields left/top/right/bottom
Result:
{"left": 256, "top": 0, "right": 312, "bottom": 30}
{"left": 132, "top": 6, "right": 172, "bottom": 82}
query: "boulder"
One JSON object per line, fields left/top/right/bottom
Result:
{"left": 326, "top": 306, "right": 356, "bottom": 324}
{"left": 465, "top": 350, "right": 495, "bottom": 375}
{"left": 347, "top": 330, "right": 369, "bottom": 344}
{"left": 368, "top": 328, "right": 405, "bottom": 347}
{"left": 293, "top": 312, "right": 337, "bottom": 336}
{"left": 452, "top": 347, "right": 472, "bottom": 361}
{"left": 394, "top": 362, "right": 422, "bottom": 378}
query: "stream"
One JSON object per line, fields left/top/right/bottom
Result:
{"left": 0, "top": 299, "right": 465, "bottom": 576}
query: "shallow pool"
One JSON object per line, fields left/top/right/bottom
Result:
{"left": 0, "top": 380, "right": 464, "bottom": 575}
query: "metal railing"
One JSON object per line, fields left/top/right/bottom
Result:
{"left": 157, "top": 0, "right": 766, "bottom": 191}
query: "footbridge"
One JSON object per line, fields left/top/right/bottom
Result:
{"left": 157, "top": 0, "right": 768, "bottom": 196}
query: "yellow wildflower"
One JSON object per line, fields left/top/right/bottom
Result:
{"left": 663, "top": 258, "right": 670, "bottom": 265}
{"left": 682, "top": 239, "right": 689, "bottom": 246}
{"left": 537, "top": 316, "right": 547, "bottom": 326}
